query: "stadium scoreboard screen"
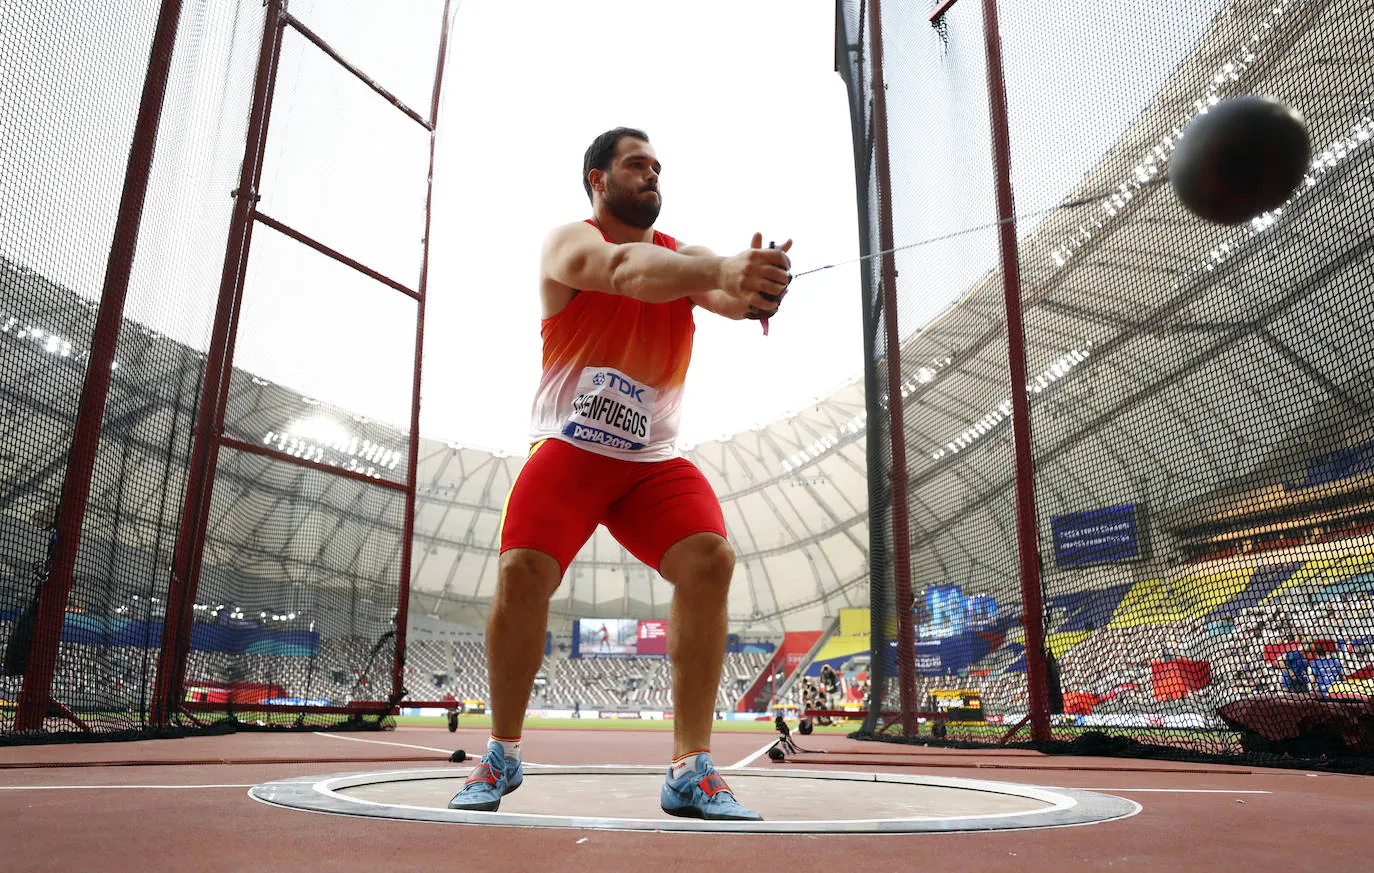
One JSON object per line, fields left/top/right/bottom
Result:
{"left": 636, "top": 619, "right": 668, "bottom": 655}
{"left": 571, "top": 618, "right": 669, "bottom": 657}
{"left": 1051, "top": 503, "right": 1145, "bottom": 568}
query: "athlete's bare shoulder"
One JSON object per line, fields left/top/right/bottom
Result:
{"left": 543, "top": 219, "right": 602, "bottom": 252}
{"left": 539, "top": 221, "right": 610, "bottom": 319}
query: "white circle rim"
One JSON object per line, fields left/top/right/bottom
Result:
{"left": 249, "top": 765, "right": 1142, "bottom": 833}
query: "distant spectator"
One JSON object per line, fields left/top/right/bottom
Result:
{"left": 820, "top": 664, "right": 841, "bottom": 709}
{"left": 1311, "top": 652, "right": 1344, "bottom": 695}
{"left": 1281, "top": 640, "right": 1309, "bottom": 693}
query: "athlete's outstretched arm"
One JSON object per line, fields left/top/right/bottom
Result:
{"left": 542, "top": 222, "right": 788, "bottom": 306}
{"left": 684, "top": 236, "right": 793, "bottom": 321}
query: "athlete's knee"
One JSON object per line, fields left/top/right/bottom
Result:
{"left": 666, "top": 534, "right": 735, "bottom": 588}
{"left": 497, "top": 549, "right": 562, "bottom": 601}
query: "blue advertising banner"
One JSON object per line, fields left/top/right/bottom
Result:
{"left": 917, "top": 588, "right": 998, "bottom": 639}
{"left": 1051, "top": 503, "right": 1142, "bottom": 568}
{"left": 46, "top": 614, "right": 319, "bottom": 655}
{"left": 926, "top": 585, "right": 963, "bottom": 628}
{"left": 889, "top": 615, "right": 1018, "bottom": 677}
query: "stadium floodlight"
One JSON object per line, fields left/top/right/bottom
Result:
{"left": 289, "top": 415, "right": 352, "bottom": 451}
{"left": 931, "top": 345, "right": 1094, "bottom": 461}
{"left": 1048, "top": 0, "right": 1300, "bottom": 275}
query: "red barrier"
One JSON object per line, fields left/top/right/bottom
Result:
{"left": 183, "top": 682, "right": 286, "bottom": 705}
{"left": 1152, "top": 659, "right": 1212, "bottom": 701}
{"left": 1264, "top": 640, "right": 1339, "bottom": 664}
{"left": 1063, "top": 692, "right": 1098, "bottom": 715}
{"left": 736, "top": 631, "right": 820, "bottom": 712}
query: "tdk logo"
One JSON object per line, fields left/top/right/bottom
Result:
{"left": 603, "top": 372, "right": 645, "bottom": 403}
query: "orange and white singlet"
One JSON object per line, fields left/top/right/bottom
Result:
{"left": 528, "top": 221, "right": 694, "bottom": 462}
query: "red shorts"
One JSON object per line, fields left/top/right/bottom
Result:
{"left": 500, "top": 438, "right": 727, "bottom": 573}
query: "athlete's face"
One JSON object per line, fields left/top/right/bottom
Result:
{"left": 600, "top": 138, "right": 661, "bottom": 229}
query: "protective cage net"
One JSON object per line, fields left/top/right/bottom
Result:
{"left": 0, "top": 0, "right": 445, "bottom": 743}
{"left": 833, "top": 2, "right": 898, "bottom": 734}
{"left": 843, "top": 0, "right": 1374, "bottom": 768}
{"left": 181, "top": 452, "right": 406, "bottom": 731}
{"left": 167, "top": 0, "right": 444, "bottom": 733}
{"left": 1, "top": 0, "right": 263, "bottom": 740}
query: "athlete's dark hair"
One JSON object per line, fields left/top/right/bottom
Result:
{"left": 583, "top": 126, "right": 650, "bottom": 202}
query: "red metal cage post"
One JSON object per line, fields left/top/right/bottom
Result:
{"left": 151, "top": 0, "right": 453, "bottom": 725}
{"left": 17, "top": 0, "right": 187, "bottom": 732}
{"left": 867, "top": 0, "right": 920, "bottom": 737}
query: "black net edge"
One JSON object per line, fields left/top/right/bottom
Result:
{"left": 0, "top": 708, "right": 396, "bottom": 746}
{"left": 848, "top": 724, "right": 1374, "bottom": 775}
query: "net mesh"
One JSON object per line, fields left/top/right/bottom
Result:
{"left": 181, "top": 450, "right": 405, "bottom": 728}
{"left": 835, "top": 2, "right": 893, "bottom": 733}
{"left": 167, "top": 0, "right": 443, "bottom": 731}
{"left": 1, "top": 0, "right": 261, "bottom": 739}
{"left": 0, "top": 0, "right": 444, "bottom": 742}
{"left": 844, "top": 0, "right": 1374, "bottom": 766}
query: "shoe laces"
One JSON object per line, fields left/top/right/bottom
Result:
{"left": 464, "top": 750, "right": 509, "bottom": 787}
{"left": 694, "top": 770, "right": 737, "bottom": 800}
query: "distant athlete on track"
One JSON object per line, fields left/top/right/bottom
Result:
{"left": 448, "top": 127, "right": 791, "bottom": 821}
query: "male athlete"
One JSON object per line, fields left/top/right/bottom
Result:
{"left": 448, "top": 127, "right": 791, "bottom": 820}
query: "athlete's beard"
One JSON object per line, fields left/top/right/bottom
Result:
{"left": 604, "top": 175, "right": 661, "bottom": 229}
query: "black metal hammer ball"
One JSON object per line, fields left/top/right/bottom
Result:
{"left": 449, "top": 749, "right": 466, "bottom": 763}
{"left": 768, "top": 745, "right": 785, "bottom": 762}
{"left": 1169, "top": 95, "right": 1311, "bottom": 225}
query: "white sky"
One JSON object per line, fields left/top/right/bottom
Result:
{"left": 423, "top": 0, "right": 862, "bottom": 451}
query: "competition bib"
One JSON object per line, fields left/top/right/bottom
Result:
{"left": 562, "top": 366, "right": 656, "bottom": 452}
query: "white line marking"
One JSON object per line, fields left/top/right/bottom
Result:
{"left": 311, "top": 731, "right": 454, "bottom": 755}
{"left": 0, "top": 784, "right": 255, "bottom": 790}
{"left": 725, "top": 740, "right": 777, "bottom": 770}
{"left": 1066, "top": 788, "right": 1272, "bottom": 794}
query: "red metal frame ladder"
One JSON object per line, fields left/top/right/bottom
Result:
{"left": 149, "top": 0, "right": 456, "bottom": 727}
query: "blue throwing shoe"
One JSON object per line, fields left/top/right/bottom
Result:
{"left": 660, "top": 753, "right": 762, "bottom": 821}
{"left": 448, "top": 743, "right": 523, "bottom": 812}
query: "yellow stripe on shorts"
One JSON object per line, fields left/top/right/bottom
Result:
{"left": 498, "top": 440, "right": 548, "bottom": 540}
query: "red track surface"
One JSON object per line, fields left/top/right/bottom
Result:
{"left": 0, "top": 727, "right": 1366, "bottom": 872}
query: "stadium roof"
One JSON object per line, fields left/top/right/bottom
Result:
{"left": 5, "top": 0, "right": 1369, "bottom": 634}
{"left": 855, "top": 0, "right": 1374, "bottom": 608}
